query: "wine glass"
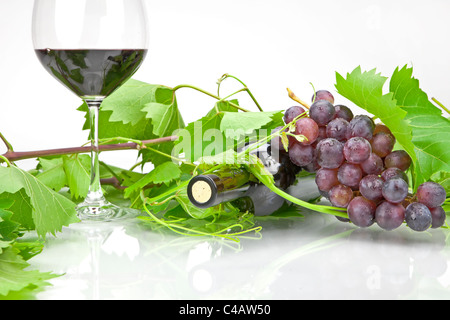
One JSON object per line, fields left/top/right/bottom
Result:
{"left": 32, "top": 0, "right": 149, "bottom": 221}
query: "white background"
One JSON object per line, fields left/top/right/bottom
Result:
{"left": 0, "top": 0, "right": 449, "bottom": 171}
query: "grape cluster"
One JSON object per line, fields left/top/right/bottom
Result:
{"left": 272, "top": 89, "right": 447, "bottom": 232}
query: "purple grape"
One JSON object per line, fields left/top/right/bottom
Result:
{"left": 315, "top": 168, "right": 339, "bottom": 192}
{"left": 284, "top": 106, "right": 306, "bottom": 124}
{"left": 405, "top": 202, "right": 432, "bottom": 232}
{"left": 347, "top": 115, "right": 375, "bottom": 140}
{"left": 315, "top": 126, "right": 327, "bottom": 145}
{"left": 375, "top": 201, "right": 405, "bottom": 231}
{"left": 329, "top": 184, "right": 354, "bottom": 208}
{"left": 370, "top": 132, "right": 395, "bottom": 158}
{"left": 312, "top": 90, "right": 334, "bottom": 104}
{"left": 315, "top": 138, "right": 344, "bottom": 169}
{"left": 337, "top": 162, "right": 363, "bottom": 189}
{"left": 295, "top": 117, "right": 319, "bottom": 145}
{"left": 360, "top": 153, "right": 384, "bottom": 175}
{"left": 288, "top": 142, "right": 314, "bottom": 167}
{"left": 416, "top": 182, "right": 446, "bottom": 208}
{"left": 381, "top": 167, "right": 408, "bottom": 183}
{"left": 384, "top": 150, "right": 412, "bottom": 171}
{"left": 359, "top": 174, "right": 384, "bottom": 202}
{"left": 326, "top": 118, "right": 349, "bottom": 142}
{"left": 347, "top": 196, "right": 376, "bottom": 227}
{"left": 333, "top": 105, "right": 354, "bottom": 122}
{"left": 343, "top": 137, "right": 372, "bottom": 164}
{"left": 309, "top": 100, "right": 336, "bottom": 126}
{"left": 373, "top": 123, "right": 393, "bottom": 136}
{"left": 382, "top": 177, "right": 409, "bottom": 204}
{"left": 429, "top": 206, "right": 446, "bottom": 228}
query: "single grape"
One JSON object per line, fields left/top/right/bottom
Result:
{"left": 373, "top": 123, "right": 393, "bottom": 136}
{"left": 347, "top": 115, "right": 375, "bottom": 140}
{"left": 333, "top": 105, "right": 354, "bottom": 122}
{"left": 382, "top": 177, "right": 409, "bottom": 204}
{"left": 416, "top": 181, "right": 446, "bottom": 208}
{"left": 360, "top": 153, "right": 384, "bottom": 175}
{"left": 347, "top": 196, "right": 377, "bottom": 227}
{"left": 405, "top": 202, "right": 432, "bottom": 232}
{"left": 359, "top": 174, "right": 384, "bottom": 202}
{"left": 429, "top": 206, "right": 446, "bottom": 228}
{"left": 315, "top": 168, "right": 339, "bottom": 192}
{"left": 384, "top": 150, "right": 412, "bottom": 171}
{"left": 288, "top": 142, "right": 314, "bottom": 167}
{"left": 284, "top": 106, "right": 306, "bottom": 124}
{"left": 295, "top": 117, "right": 319, "bottom": 145}
{"left": 343, "top": 137, "right": 372, "bottom": 164}
{"left": 309, "top": 100, "right": 336, "bottom": 126}
{"left": 329, "top": 184, "right": 354, "bottom": 208}
{"left": 337, "top": 162, "right": 363, "bottom": 189}
{"left": 375, "top": 201, "right": 405, "bottom": 231}
{"left": 326, "top": 118, "right": 349, "bottom": 142}
{"left": 315, "top": 138, "right": 345, "bottom": 169}
{"left": 370, "top": 132, "right": 395, "bottom": 158}
{"left": 312, "top": 90, "right": 334, "bottom": 104}
{"left": 381, "top": 167, "right": 408, "bottom": 183}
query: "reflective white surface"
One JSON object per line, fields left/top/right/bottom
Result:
{"left": 28, "top": 209, "right": 450, "bottom": 300}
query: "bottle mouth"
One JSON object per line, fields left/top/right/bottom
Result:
{"left": 187, "top": 176, "right": 218, "bottom": 209}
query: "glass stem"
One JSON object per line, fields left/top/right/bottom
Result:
{"left": 85, "top": 99, "right": 106, "bottom": 205}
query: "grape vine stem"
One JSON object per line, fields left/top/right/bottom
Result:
{"left": 1, "top": 135, "right": 177, "bottom": 163}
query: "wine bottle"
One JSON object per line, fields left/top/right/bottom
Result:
{"left": 187, "top": 143, "right": 320, "bottom": 216}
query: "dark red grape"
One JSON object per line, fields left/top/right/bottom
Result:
{"left": 288, "top": 142, "right": 314, "bottom": 167}
{"left": 375, "top": 201, "right": 405, "bottom": 231}
{"left": 326, "top": 118, "right": 349, "bottom": 142}
{"left": 405, "top": 202, "right": 432, "bottom": 232}
{"left": 429, "top": 206, "right": 446, "bottom": 228}
{"left": 347, "top": 196, "right": 376, "bottom": 227}
{"left": 343, "top": 137, "right": 372, "bottom": 164}
{"left": 309, "top": 100, "right": 336, "bottom": 126}
{"left": 312, "top": 90, "right": 334, "bottom": 104}
{"left": 314, "top": 126, "right": 327, "bottom": 145}
{"left": 382, "top": 177, "right": 409, "bottom": 204}
{"left": 373, "top": 123, "right": 393, "bottom": 136}
{"left": 384, "top": 150, "right": 412, "bottom": 171}
{"left": 370, "top": 132, "right": 395, "bottom": 158}
{"left": 295, "top": 117, "right": 319, "bottom": 145}
{"left": 333, "top": 105, "right": 354, "bottom": 122}
{"left": 329, "top": 184, "right": 354, "bottom": 208}
{"left": 284, "top": 106, "right": 306, "bottom": 124}
{"left": 416, "top": 181, "right": 446, "bottom": 208}
{"left": 360, "top": 153, "right": 384, "bottom": 175}
{"left": 347, "top": 115, "right": 375, "bottom": 140}
{"left": 337, "top": 162, "right": 363, "bottom": 189}
{"left": 315, "top": 138, "right": 345, "bottom": 169}
{"left": 315, "top": 168, "right": 339, "bottom": 192}
{"left": 359, "top": 174, "right": 384, "bottom": 202}
{"left": 381, "top": 167, "right": 408, "bottom": 183}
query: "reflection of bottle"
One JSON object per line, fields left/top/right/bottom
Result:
{"left": 187, "top": 144, "right": 320, "bottom": 216}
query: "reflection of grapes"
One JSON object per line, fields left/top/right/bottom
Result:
{"left": 275, "top": 88, "right": 447, "bottom": 232}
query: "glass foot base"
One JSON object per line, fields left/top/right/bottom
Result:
{"left": 76, "top": 201, "right": 141, "bottom": 222}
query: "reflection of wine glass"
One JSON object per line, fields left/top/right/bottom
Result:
{"left": 32, "top": 0, "right": 149, "bottom": 221}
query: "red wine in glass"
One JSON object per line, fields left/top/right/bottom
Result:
{"left": 32, "top": 0, "right": 149, "bottom": 221}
